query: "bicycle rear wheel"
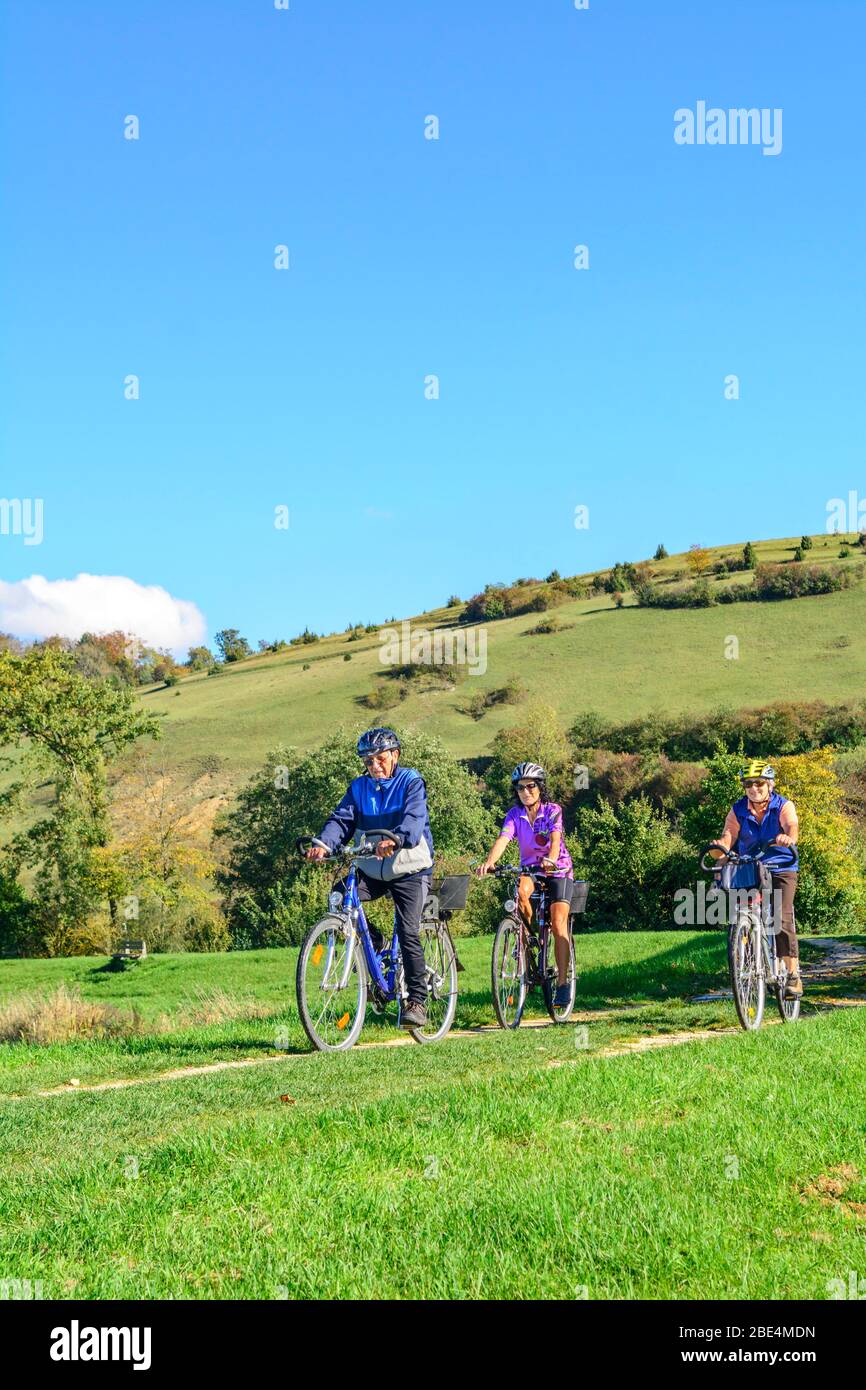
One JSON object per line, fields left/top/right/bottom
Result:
{"left": 491, "top": 917, "right": 527, "bottom": 1029}
{"left": 296, "top": 915, "right": 367, "bottom": 1052}
{"left": 542, "top": 928, "right": 576, "bottom": 1023}
{"left": 728, "top": 913, "right": 764, "bottom": 1031}
{"left": 409, "top": 923, "right": 459, "bottom": 1043}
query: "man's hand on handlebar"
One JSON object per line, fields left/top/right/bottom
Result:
{"left": 774, "top": 834, "right": 796, "bottom": 848}
{"left": 476, "top": 859, "right": 496, "bottom": 878}
{"left": 374, "top": 838, "right": 397, "bottom": 859}
{"left": 305, "top": 844, "right": 329, "bottom": 862}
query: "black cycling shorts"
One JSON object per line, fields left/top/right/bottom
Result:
{"left": 522, "top": 874, "right": 573, "bottom": 904}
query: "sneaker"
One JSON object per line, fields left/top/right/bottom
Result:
{"left": 785, "top": 973, "right": 803, "bottom": 999}
{"left": 553, "top": 983, "right": 572, "bottom": 1009}
{"left": 401, "top": 1000, "right": 427, "bottom": 1028}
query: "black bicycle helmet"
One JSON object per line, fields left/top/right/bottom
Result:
{"left": 511, "top": 761, "right": 546, "bottom": 785}
{"left": 357, "top": 727, "right": 401, "bottom": 758}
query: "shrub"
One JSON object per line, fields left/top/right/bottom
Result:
{"left": 461, "top": 679, "right": 526, "bottom": 721}
{"left": 753, "top": 561, "right": 861, "bottom": 600}
{"left": 0, "top": 873, "right": 41, "bottom": 957}
{"left": 800, "top": 535, "right": 813, "bottom": 551}
{"left": 572, "top": 796, "right": 693, "bottom": 931}
{"left": 773, "top": 749, "right": 866, "bottom": 932}
{"left": 358, "top": 683, "right": 406, "bottom": 710}
{"left": 525, "top": 617, "right": 560, "bottom": 635}
{"left": 460, "top": 588, "right": 513, "bottom": 623}
{"left": 743, "top": 541, "right": 757, "bottom": 569}
{"left": 572, "top": 699, "right": 866, "bottom": 763}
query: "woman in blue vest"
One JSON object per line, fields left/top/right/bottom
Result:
{"left": 711, "top": 759, "right": 802, "bottom": 998}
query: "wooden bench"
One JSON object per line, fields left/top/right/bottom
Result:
{"left": 112, "top": 938, "right": 148, "bottom": 965}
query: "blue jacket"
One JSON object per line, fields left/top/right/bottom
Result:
{"left": 732, "top": 791, "right": 799, "bottom": 871}
{"left": 317, "top": 766, "right": 434, "bottom": 869}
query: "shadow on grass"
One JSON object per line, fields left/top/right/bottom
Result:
{"left": 572, "top": 930, "right": 728, "bottom": 1009}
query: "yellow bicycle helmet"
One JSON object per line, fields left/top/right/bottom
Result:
{"left": 740, "top": 759, "right": 776, "bottom": 781}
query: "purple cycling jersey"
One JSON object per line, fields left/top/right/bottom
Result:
{"left": 499, "top": 802, "right": 573, "bottom": 876}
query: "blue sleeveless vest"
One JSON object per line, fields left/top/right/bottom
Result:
{"left": 732, "top": 791, "right": 799, "bottom": 871}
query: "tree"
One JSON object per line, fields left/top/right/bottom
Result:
{"left": 485, "top": 701, "right": 574, "bottom": 808}
{"left": 654, "top": 544, "right": 668, "bottom": 560}
{"left": 687, "top": 544, "right": 711, "bottom": 576}
{"left": 108, "top": 753, "right": 227, "bottom": 952}
{"left": 187, "top": 645, "right": 215, "bottom": 671}
{"left": 800, "top": 535, "right": 813, "bottom": 552}
{"left": 215, "top": 629, "right": 252, "bottom": 663}
{"left": 743, "top": 541, "right": 757, "bottom": 569}
{"left": 0, "top": 647, "right": 161, "bottom": 954}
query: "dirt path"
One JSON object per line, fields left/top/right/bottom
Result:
{"left": 16, "top": 938, "right": 866, "bottom": 1100}
{"left": 26, "top": 1009, "right": 622, "bottom": 1099}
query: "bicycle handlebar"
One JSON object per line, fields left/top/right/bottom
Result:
{"left": 480, "top": 863, "right": 560, "bottom": 883}
{"left": 296, "top": 830, "right": 400, "bottom": 862}
{"left": 699, "top": 842, "right": 797, "bottom": 873}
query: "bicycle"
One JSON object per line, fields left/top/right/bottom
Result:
{"left": 295, "top": 833, "right": 463, "bottom": 1052}
{"left": 487, "top": 865, "right": 587, "bottom": 1028}
{"left": 699, "top": 843, "right": 800, "bottom": 1031}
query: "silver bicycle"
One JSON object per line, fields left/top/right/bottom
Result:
{"left": 700, "top": 844, "right": 800, "bottom": 1031}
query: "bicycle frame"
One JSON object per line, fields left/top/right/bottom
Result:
{"left": 333, "top": 860, "right": 402, "bottom": 999}
{"left": 502, "top": 866, "right": 557, "bottom": 984}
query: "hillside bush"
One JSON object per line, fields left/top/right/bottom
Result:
{"left": 753, "top": 562, "right": 861, "bottom": 599}
{"left": 571, "top": 699, "right": 866, "bottom": 762}
{"left": 572, "top": 796, "right": 693, "bottom": 931}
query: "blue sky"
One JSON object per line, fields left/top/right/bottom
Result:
{"left": 2, "top": 0, "right": 864, "bottom": 654}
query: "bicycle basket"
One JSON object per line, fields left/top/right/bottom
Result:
{"left": 730, "top": 862, "right": 760, "bottom": 890}
{"left": 569, "top": 880, "right": 589, "bottom": 915}
{"left": 432, "top": 874, "right": 471, "bottom": 912}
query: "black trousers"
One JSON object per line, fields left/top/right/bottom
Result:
{"left": 337, "top": 871, "right": 430, "bottom": 1004}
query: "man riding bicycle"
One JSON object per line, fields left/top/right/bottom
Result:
{"left": 710, "top": 758, "right": 802, "bottom": 999}
{"left": 305, "top": 728, "right": 434, "bottom": 1028}
{"left": 476, "top": 761, "right": 575, "bottom": 1008}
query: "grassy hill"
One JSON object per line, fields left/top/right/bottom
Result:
{"left": 127, "top": 534, "right": 866, "bottom": 820}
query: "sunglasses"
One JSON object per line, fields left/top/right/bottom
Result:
{"left": 362, "top": 752, "right": 393, "bottom": 766}
{"left": 743, "top": 779, "right": 768, "bottom": 788}
{"left": 517, "top": 781, "right": 539, "bottom": 791}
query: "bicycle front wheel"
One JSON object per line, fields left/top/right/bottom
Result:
{"left": 296, "top": 915, "right": 367, "bottom": 1052}
{"left": 542, "top": 928, "right": 576, "bottom": 1023}
{"left": 774, "top": 967, "right": 802, "bottom": 1024}
{"left": 409, "top": 923, "right": 459, "bottom": 1043}
{"left": 491, "top": 917, "right": 527, "bottom": 1029}
{"left": 728, "top": 913, "right": 764, "bottom": 1031}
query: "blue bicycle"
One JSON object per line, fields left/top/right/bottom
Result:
{"left": 295, "top": 834, "right": 463, "bottom": 1052}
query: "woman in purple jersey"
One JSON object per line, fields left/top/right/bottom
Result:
{"left": 477, "top": 761, "right": 574, "bottom": 1006}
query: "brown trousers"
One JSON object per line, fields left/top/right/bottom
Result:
{"left": 769, "top": 871, "right": 798, "bottom": 958}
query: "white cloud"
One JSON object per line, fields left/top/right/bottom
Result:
{"left": 0, "top": 574, "right": 207, "bottom": 657}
